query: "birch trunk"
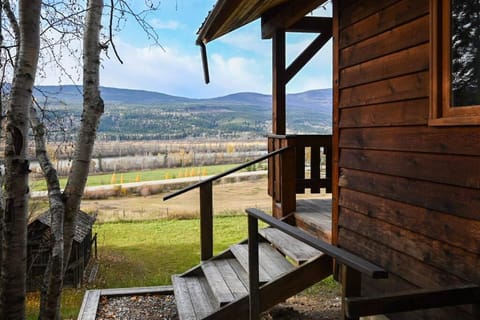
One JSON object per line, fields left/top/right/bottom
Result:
{"left": 33, "top": 105, "right": 65, "bottom": 319}
{"left": 0, "top": 0, "right": 4, "bottom": 275}
{"left": 62, "top": 0, "right": 104, "bottom": 293}
{"left": 0, "top": 1, "right": 41, "bottom": 319}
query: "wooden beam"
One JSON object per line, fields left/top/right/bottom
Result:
{"left": 342, "top": 265, "right": 362, "bottom": 320}
{"left": 272, "top": 30, "right": 286, "bottom": 135}
{"left": 285, "top": 30, "right": 332, "bottom": 84}
{"left": 200, "top": 182, "right": 213, "bottom": 261}
{"left": 248, "top": 215, "right": 260, "bottom": 320}
{"left": 287, "top": 17, "right": 332, "bottom": 33}
{"left": 345, "top": 285, "right": 480, "bottom": 318}
{"left": 332, "top": 0, "right": 340, "bottom": 283}
{"left": 261, "top": 0, "right": 328, "bottom": 39}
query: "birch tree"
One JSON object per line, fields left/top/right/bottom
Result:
{"left": 36, "top": 2, "right": 104, "bottom": 318}
{"left": 0, "top": 1, "right": 41, "bottom": 319}
{"left": 0, "top": 1, "right": 160, "bottom": 318}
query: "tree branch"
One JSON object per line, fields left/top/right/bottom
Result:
{"left": 31, "top": 101, "right": 65, "bottom": 320}
{"left": 108, "top": 0, "right": 123, "bottom": 64}
{"left": 2, "top": 1, "right": 19, "bottom": 52}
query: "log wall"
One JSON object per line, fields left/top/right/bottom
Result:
{"left": 335, "top": 0, "right": 480, "bottom": 318}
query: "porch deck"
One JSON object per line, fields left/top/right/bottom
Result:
{"left": 294, "top": 197, "right": 332, "bottom": 243}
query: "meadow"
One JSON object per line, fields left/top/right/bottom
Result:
{"left": 26, "top": 215, "right": 252, "bottom": 319}
{"left": 29, "top": 163, "right": 241, "bottom": 192}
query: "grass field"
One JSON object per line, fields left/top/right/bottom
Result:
{"left": 81, "top": 178, "right": 273, "bottom": 222}
{"left": 26, "top": 215, "right": 252, "bottom": 319}
{"left": 25, "top": 177, "right": 334, "bottom": 319}
{"left": 29, "top": 163, "right": 240, "bottom": 191}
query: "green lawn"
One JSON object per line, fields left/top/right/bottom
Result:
{"left": 26, "top": 214, "right": 252, "bottom": 319}
{"left": 30, "top": 164, "right": 239, "bottom": 191}
{"left": 26, "top": 214, "right": 337, "bottom": 319}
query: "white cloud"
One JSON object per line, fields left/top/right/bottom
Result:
{"left": 97, "top": 39, "right": 271, "bottom": 98}
{"left": 217, "top": 26, "right": 270, "bottom": 57}
{"left": 150, "top": 19, "right": 181, "bottom": 30}
{"left": 208, "top": 54, "right": 270, "bottom": 95}
{"left": 36, "top": 32, "right": 332, "bottom": 99}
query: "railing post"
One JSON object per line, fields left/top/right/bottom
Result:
{"left": 248, "top": 215, "right": 260, "bottom": 320}
{"left": 342, "top": 265, "right": 362, "bottom": 320}
{"left": 94, "top": 233, "right": 98, "bottom": 259}
{"left": 200, "top": 181, "right": 213, "bottom": 261}
{"left": 279, "top": 138, "right": 296, "bottom": 217}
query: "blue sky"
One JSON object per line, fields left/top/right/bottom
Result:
{"left": 39, "top": 1, "right": 332, "bottom": 99}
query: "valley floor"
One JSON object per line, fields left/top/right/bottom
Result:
{"left": 81, "top": 177, "right": 273, "bottom": 223}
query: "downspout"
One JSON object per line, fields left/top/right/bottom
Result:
{"left": 198, "top": 41, "right": 210, "bottom": 84}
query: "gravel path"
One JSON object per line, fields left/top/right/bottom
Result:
{"left": 95, "top": 293, "right": 341, "bottom": 320}
{"left": 96, "top": 295, "right": 178, "bottom": 320}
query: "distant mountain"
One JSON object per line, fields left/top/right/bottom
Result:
{"left": 209, "top": 92, "right": 272, "bottom": 106}
{"left": 33, "top": 85, "right": 332, "bottom": 140}
{"left": 34, "top": 85, "right": 331, "bottom": 108}
{"left": 34, "top": 85, "right": 193, "bottom": 105}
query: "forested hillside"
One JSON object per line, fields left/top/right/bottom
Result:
{"left": 35, "top": 85, "right": 332, "bottom": 140}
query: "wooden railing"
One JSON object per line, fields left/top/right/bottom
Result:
{"left": 268, "top": 134, "right": 332, "bottom": 217}
{"left": 246, "top": 208, "right": 388, "bottom": 320}
{"left": 163, "top": 147, "right": 290, "bottom": 261}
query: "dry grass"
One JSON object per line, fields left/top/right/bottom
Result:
{"left": 81, "top": 178, "right": 273, "bottom": 223}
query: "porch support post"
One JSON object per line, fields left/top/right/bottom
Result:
{"left": 272, "top": 29, "right": 286, "bottom": 135}
{"left": 248, "top": 215, "right": 260, "bottom": 320}
{"left": 200, "top": 181, "right": 213, "bottom": 261}
{"left": 342, "top": 265, "right": 362, "bottom": 320}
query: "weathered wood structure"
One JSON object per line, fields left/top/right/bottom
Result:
{"left": 160, "top": 0, "right": 480, "bottom": 319}
{"left": 27, "top": 210, "right": 96, "bottom": 290}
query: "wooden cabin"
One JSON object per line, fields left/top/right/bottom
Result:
{"left": 27, "top": 210, "right": 96, "bottom": 290}
{"left": 162, "top": 0, "right": 480, "bottom": 319}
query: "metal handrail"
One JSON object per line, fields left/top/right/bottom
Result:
{"left": 163, "top": 146, "right": 290, "bottom": 201}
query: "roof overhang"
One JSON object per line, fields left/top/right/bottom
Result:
{"left": 196, "top": 0, "right": 328, "bottom": 44}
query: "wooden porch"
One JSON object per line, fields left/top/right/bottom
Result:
{"left": 160, "top": 134, "right": 371, "bottom": 320}
{"left": 267, "top": 133, "right": 333, "bottom": 243}
{"left": 294, "top": 198, "right": 332, "bottom": 243}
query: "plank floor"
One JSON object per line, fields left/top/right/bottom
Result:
{"left": 294, "top": 198, "right": 332, "bottom": 243}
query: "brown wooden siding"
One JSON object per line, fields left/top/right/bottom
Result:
{"left": 336, "top": 0, "right": 480, "bottom": 319}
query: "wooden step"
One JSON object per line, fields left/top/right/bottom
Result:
{"left": 203, "top": 254, "right": 333, "bottom": 320}
{"left": 230, "top": 243, "right": 294, "bottom": 283}
{"left": 259, "top": 227, "right": 322, "bottom": 264}
{"left": 201, "top": 258, "right": 248, "bottom": 306}
{"left": 172, "top": 274, "right": 217, "bottom": 320}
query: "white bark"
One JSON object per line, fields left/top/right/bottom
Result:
{"left": 35, "top": 1, "right": 104, "bottom": 319}
{"left": 0, "top": 0, "right": 41, "bottom": 319}
{"left": 62, "top": 0, "right": 104, "bottom": 307}
{"left": 31, "top": 105, "right": 65, "bottom": 320}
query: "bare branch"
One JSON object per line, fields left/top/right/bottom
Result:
{"left": 2, "top": 1, "right": 19, "bottom": 45}
{"left": 108, "top": 0, "right": 123, "bottom": 64}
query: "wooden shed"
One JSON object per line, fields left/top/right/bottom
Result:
{"left": 27, "top": 210, "right": 96, "bottom": 290}
{"left": 161, "top": 1, "right": 480, "bottom": 319}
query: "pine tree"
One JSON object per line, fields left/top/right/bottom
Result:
{"left": 451, "top": 0, "right": 480, "bottom": 106}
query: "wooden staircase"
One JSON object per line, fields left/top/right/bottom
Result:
{"left": 172, "top": 226, "right": 332, "bottom": 320}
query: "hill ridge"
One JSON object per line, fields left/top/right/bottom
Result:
{"left": 33, "top": 85, "right": 332, "bottom": 140}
